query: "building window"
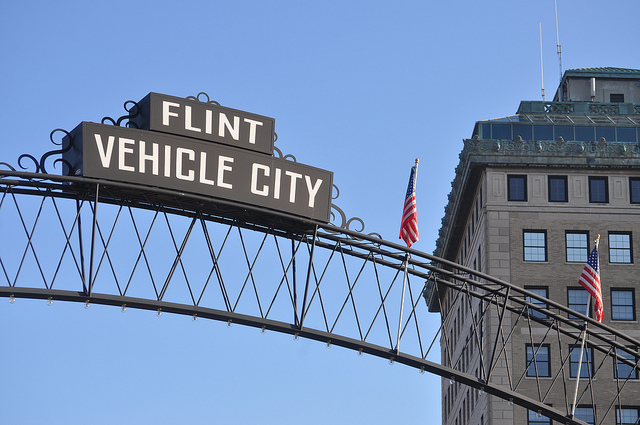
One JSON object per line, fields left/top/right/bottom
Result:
{"left": 568, "top": 288, "right": 590, "bottom": 319}
{"left": 528, "top": 410, "right": 551, "bottom": 425}
{"left": 574, "top": 406, "right": 595, "bottom": 425}
{"left": 609, "top": 232, "right": 632, "bottom": 263}
{"left": 566, "top": 231, "right": 589, "bottom": 263}
{"left": 569, "top": 345, "right": 593, "bottom": 378}
{"left": 508, "top": 175, "right": 527, "bottom": 201}
{"left": 630, "top": 178, "right": 640, "bottom": 204}
{"left": 524, "top": 230, "right": 547, "bottom": 262}
{"left": 525, "top": 286, "right": 548, "bottom": 319}
{"left": 589, "top": 177, "right": 609, "bottom": 203}
{"left": 610, "top": 93, "right": 625, "bottom": 103}
{"left": 611, "top": 289, "right": 635, "bottom": 321}
{"left": 548, "top": 175, "right": 568, "bottom": 202}
{"left": 614, "top": 348, "right": 639, "bottom": 380}
{"left": 526, "top": 344, "right": 551, "bottom": 377}
{"left": 616, "top": 407, "right": 640, "bottom": 425}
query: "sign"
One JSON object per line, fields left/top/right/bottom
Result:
{"left": 63, "top": 122, "right": 333, "bottom": 222}
{"left": 131, "top": 92, "right": 275, "bottom": 155}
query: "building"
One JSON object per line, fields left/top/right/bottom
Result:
{"left": 431, "top": 67, "right": 640, "bottom": 425}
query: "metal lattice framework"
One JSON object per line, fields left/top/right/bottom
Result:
{"left": 2, "top": 160, "right": 640, "bottom": 425}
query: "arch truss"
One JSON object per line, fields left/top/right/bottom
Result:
{"left": 1, "top": 164, "right": 639, "bottom": 425}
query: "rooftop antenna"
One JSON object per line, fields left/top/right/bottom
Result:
{"left": 539, "top": 21, "right": 546, "bottom": 101}
{"left": 555, "top": 0, "right": 563, "bottom": 82}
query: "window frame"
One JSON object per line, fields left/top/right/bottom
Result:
{"left": 614, "top": 348, "right": 639, "bottom": 380}
{"left": 508, "top": 174, "right": 527, "bottom": 201}
{"left": 588, "top": 176, "right": 609, "bottom": 203}
{"left": 523, "top": 230, "right": 548, "bottom": 262}
{"left": 574, "top": 406, "right": 595, "bottom": 425}
{"left": 566, "top": 231, "right": 589, "bottom": 263}
{"left": 548, "top": 175, "right": 568, "bottom": 202}
{"left": 629, "top": 177, "right": 640, "bottom": 204}
{"left": 616, "top": 407, "right": 640, "bottom": 425}
{"left": 569, "top": 344, "right": 594, "bottom": 379}
{"left": 526, "top": 344, "right": 551, "bottom": 378}
{"left": 611, "top": 288, "right": 636, "bottom": 321}
{"left": 568, "top": 287, "right": 591, "bottom": 319}
{"left": 609, "top": 232, "right": 633, "bottom": 264}
{"left": 525, "top": 286, "right": 549, "bottom": 319}
{"left": 528, "top": 409, "right": 552, "bottom": 425}
{"left": 610, "top": 93, "right": 625, "bottom": 103}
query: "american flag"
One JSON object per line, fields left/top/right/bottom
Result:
{"left": 578, "top": 242, "right": 603, "bottom": 322}
{"left": 399, "top": 163, "right": 419, "bottom": 247}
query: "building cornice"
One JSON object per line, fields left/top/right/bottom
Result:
{"left": 434, "top": 136, "right": 640, "bottom": 260}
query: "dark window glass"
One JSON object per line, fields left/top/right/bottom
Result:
{"left": 609, "top": 232, "right": 632, "bottom": 263}
{"left": 528, "top": 410, "right": 551, "bottom": 425}
{"left": 589, "top": 177, "right": 609, "bottom": 203}
{"left": 630, "top": 178, "right": 640, "bottom": 204}
{"left": 610, "top": 93, "right": 625, "bottom": 103}
{"left": 574, "top": 407, "right": 595, "bottom": 425}
{"left": 481, "top": 123, "right": 491, "bottom": 138}
{"left": 492, "top": 124, "right": 512, "bottom": 140}
{"left": 576, "top": 126, "right": 595, "bottom": 141}
{"left": 611, "top": 289, "right": 635, "bottom": 320}
{"left": 526, "top": 344, "right": 550, "bottom": 377}
{"left": 618, "top": 127, "right": 637, "bottom": 143}
{"left": 566, "top": 231, "right": 589, "bottom": 263}
{"left": 534, "top": 125, "right": 553, "bottom": 141}
{"left": 514, "top": 124, "right": 533, "bottom": 141}
{"left": 568, "top": 288, "right": 590, "bottom": 319}
{"left": 614, "top": 348, "right": 639, "bottom": 380}
{"left": 508, "top": 175, "right": 527, "bottom": 201}
{"left": 569, "top": 345, "right": 593, "bottom": 378}
{"left": 555, "top": 126, "right": 574, "bottom": 141}
{"left": 617, "top": 407, "right": 640, "bottom": 425}
{"left": 524, "top": 231, "right": 547, "bottom": 261}
{"left": 525, "top": 286, "right": 548, "bottom": 319}
{"left": 548, "top": 176, "right": 568, "bottom": 202}
{"left": 596, "top": 126, "right": 615, "bottom": 142}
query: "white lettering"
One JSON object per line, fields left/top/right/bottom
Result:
{"left": 162, "top": 101, "right": 180, "bottom": 126}
{"left": 305, "top": 176, "right": 323, "bottom": 208}
{"left": 94, "top": 134, "right": 115, "bottom": 168}
{"left": 199, "top": 152, "right": 214, "bottom": 186}
{"left": 273, "top": 168, "right": 281, "bottom": 200}
{"left": 243, "top": 118, "right": 263, "bottom": 144}
{"left": 176, "top": 147, "right": 195, "bottom": 181}
{"left": 184, "top": 106, "right": 201, "bottom": 133}
{"left": 164, "top": 145, "right": 171, "bottom": 177}
{"left": 251, "top": 163, "right": 270, "bottom": 196}
{"left": 285, "top": 171, "right": 302, "bottom": 203}
{"left": 139, "top": 141, "right": 159, "bottom": 175}
{"left": 219, "top": 114, "right": 240, "bottom": 140}
{"left": 205, "top": 110, "right": 213, "bottom": 135}
{"left": 119, "top": 138, "right": 135, "bottom": 172}
{"left": 217, "top": 156, "right": 234, "bottom": 189}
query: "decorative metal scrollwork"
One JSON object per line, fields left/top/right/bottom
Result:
{"left": 329, "top": 185, "right": 381, "bottom": 240}
{"left": 186, "top": 92, "right": 221, "bottom": 106}
{"left": 272, "top": 146, "right": 297, "bottom": 162}
{"left": 16, "top": 129, "right": 73, "bottom": 174}
{"left": 101, "top": 100, "right": 141, "bottom": 128}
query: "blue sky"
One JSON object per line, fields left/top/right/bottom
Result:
{"left": 1, "top": 1, "right": 639, "bottom": 424}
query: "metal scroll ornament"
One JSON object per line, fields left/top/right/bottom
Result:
{"left": 11, "top": 128, "right": 74, "bottom": 174}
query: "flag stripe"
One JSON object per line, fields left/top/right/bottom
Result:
{"left": 578, "top": 244, "right": 603, "bottom": 323}
{"left": 400, "top": 165, "right": 418, "bottom": 247}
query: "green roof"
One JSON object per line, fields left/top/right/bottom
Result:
{"left": 563, "top": 67, "right": 640, "bottom": 78}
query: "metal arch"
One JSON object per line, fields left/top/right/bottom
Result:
{"left": 1, "top": 172, "right": 639, "bottom": 425}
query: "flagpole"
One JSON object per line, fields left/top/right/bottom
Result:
{"left": 570, "top": 235, "right": 599, "bottom": 417}
{"left": 395, "top": 253, "right": 410, "bottom": 353}
{"left": 396, "top": 159, "right": 419, "bottom": 353}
